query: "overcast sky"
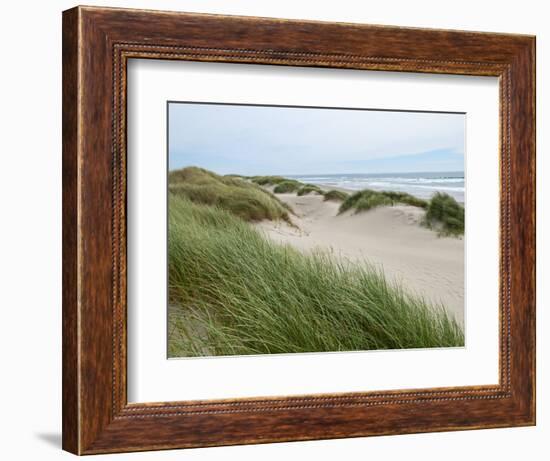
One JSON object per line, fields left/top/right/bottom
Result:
{"left": 168, "top": 102, "right": 465, "bottom": 175}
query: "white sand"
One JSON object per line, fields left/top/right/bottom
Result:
{"left": 254, "top": 192, "right": 464, "bottom": 323}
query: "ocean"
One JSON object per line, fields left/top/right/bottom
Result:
{"left": 287, "top": 171, "right": 465, "bottom": 203}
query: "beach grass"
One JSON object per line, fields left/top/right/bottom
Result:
{"left": 356, "top": 193, "right": 393, "bottom": 211}
{"left": 340, "top": 189, "right": 429, "bottom": 214}
{"left": 379, "top": 191, "right": 429, "bottom": 209}
{"left": 323, "top": 190, "right": 349, "bottom": 202}
{"left": 273, "top": 180, "right": 301, "bottom": 193}
{"left": 168, "top": 167, "right": 291, "bottom": 222}
{"left": 425, "top": 192, "right": 465, "bottom": 236}
{"left": 168, "top": 194, "right": 464, "bottom": 357}
{"left": 297, "top": 184, "right": 323, "bottom": 196}
{"left": 250, "top": 175, "right": 288, "bottom": 186}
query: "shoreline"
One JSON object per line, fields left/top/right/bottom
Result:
{"left": 283, "top": 171, "right": 465, "bottom": 204}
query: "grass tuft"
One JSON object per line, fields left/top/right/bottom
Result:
{"left": 379, "top": 191, "right": 429, "bottom": 209}
{"left": 340, "top": 189, "right": 428, "bottom": 214}
{"left": 424, "top": 192, "right": 465, "bottom": 236}
{"left": 273, "top": 180, "right": 301, "bottom": 193}
{"left": 323, "top": 190, "right": 349, "bottom": 202}
{"left": 355, "top": 193, "right": 393, "bottom": 211}
{"left": 250, "top": 175, "right": 288, "bottom": 186}
{"left": 297, "top": 184, "right": 323, "bottom": 196}
{"left": 168, "top": 194, "right": 464, "bottom": 357}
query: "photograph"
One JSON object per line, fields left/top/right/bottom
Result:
{"left": 167, "top": 102, "right": 466, "bottom": 358}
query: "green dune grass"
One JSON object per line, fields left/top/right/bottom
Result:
{"left": 273, "top": 180, "right": 301, "bottom": 193}
{"left": 168, "top": 194, "right": 464, "bottom": 357}
{"left": 250, "top": 175, "right": 288, "bottom": 186}
{"left": 323, "top": 190, "right": 349, "bottom": 202}
{"left": 340, "top": 190, "right": 428, "bottom": 213}
{"left": 168, "top": 166, "right": 291, "bottom": 222}
{"left": 425, "top": 192, "right": 465, "bottom": 236}
{"left": 378, "top": 191, "right": 429, "bottom": 209}
{"left": 297, "top": 184, "right": 323, "bottom": 196}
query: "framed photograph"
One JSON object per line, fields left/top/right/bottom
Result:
{"left": 62, "top": 6, "right": 535, "bottom": 455}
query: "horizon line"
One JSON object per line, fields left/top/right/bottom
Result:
{"left": 283, "top": 170, "right": 464, "bottom": 176}
{"left": 168, "top": 166, "right": 464, "bottom": 177}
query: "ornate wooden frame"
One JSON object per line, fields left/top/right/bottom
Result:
{"left": 62, "top": 5, "right": 536, "bottom": 454}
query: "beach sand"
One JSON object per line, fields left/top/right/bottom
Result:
{"left": 254, "top": 191, "right": 464, "bottom": 323}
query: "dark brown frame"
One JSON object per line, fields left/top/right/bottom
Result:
{"left": 62, "top": 5, "right": 536, "bottom": 455}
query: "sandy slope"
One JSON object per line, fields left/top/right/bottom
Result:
{"left": 254, "top": 192, "right": 464, "bottom": 323}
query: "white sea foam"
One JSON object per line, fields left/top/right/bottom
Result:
{"left": 288, "top": 172, "right": 465, "bottom": 203}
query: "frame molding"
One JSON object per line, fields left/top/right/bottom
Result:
{"left": 62, "top": 6, "right": 535, "bottom": 454}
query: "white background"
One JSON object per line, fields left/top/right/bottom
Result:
{"left": 128, "top": 60, "right": 499, "bottom": 402}
{"left": 0, "top": 0, "right": 546, "bottom": 460}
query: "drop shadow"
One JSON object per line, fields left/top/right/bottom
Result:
{"left": 36, "top": 432, "right": 62, "bottom": 448}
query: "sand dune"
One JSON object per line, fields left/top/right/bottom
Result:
{"left": 254, "top": 192, "right": 464, "bottom": 323}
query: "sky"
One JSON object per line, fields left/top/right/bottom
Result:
{"left": 168, "top": 102, "right": 465, "bottom": 175}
